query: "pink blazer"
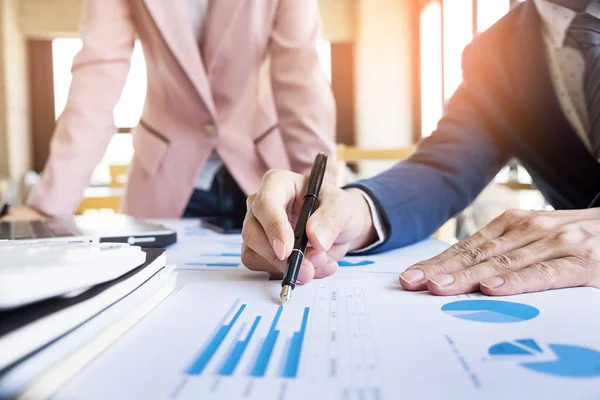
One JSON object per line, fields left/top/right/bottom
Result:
{"left": 30, "top": 0, "right": 337, "bottom": 218}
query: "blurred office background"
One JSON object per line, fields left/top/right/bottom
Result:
{"left": 0, "top": 0, "right": 542, "bottom": 239}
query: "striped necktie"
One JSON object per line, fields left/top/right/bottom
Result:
{"left": 566, "top": 12, "right": 600, "bottom": 157}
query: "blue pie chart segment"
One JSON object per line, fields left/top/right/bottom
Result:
{"left": 488, "top": 340, "right": 600, "bottom": 379}
{"left": 521, "top": 344, "right": 600, "bottom": 378}
{"left": 441, "top": 300, "right": 540, "bottom": 323}
{"left": 489, "top": 342, "right": 533, "bottom": 356}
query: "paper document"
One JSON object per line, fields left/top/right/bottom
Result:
{"left": 54, "top": 271, "right": 600, "bottom": 400}
{"left": 155, "top": 219, "right": 450, "bottom": 275}
{"left": 155, "top": 220, "right": 244, "bottom": 270}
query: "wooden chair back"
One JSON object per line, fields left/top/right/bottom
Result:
{"left": 336, "top": 144, "right": 416, "bottom": 186}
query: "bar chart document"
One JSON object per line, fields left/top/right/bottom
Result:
{"left": 55, "top": 273, "right": 600, "bottom": 400}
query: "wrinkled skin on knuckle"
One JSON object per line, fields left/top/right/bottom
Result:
{"left": 574, "top": 242, "right": 600, "bottom": 265}
{"left": 487, "top": 254, "right": 513, "bottom": 273}
{"left": 500, "top": 209, "right": 528, "bottom": 223}
{"left": 520, "top": 215, "right": 553, "bottom": 232}
{"left": 455, "top": 268, "right": 477, "bottom": 282}
{"left": 451, "top": 240, "right": 473, "bottom": 255}
{"left": 459, "top": 248, "right": 486, "bottom": 265}
{"left": 509, "top": 271, "right": 528, "bottom": 285}
{"left": 417, "top": 263, "right": 447, "bottom": 277}
{"left": 533, "top": 262, "right": 561, "bottom": 283}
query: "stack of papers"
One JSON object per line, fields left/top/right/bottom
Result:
{"left": 0, "top": 248, "right": 176, "bottom": 399}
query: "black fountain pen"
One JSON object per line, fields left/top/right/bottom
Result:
{"left": 280, "top": 152, "right": 328, "bottom": 305}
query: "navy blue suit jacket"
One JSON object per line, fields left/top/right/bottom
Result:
{"left": 351, "top": 0, "right": 600, "bottom": 254}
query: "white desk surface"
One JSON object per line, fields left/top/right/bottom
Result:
{"left": 4, "top": 220, "right": 600, "bottom": 400}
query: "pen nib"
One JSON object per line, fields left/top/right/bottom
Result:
{"left": 280, "top": 285, "right": 292, "bottom": 305}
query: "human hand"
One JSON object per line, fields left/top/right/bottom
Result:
{"left": 400, "top": 209, "right": 600, "bottom": 295}
{"left": 0, "top": 206, "right": 44, "bottom": 221}
{"left": 241, "top": 169, "right": 378, "bottom": 282}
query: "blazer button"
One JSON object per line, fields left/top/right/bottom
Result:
{"left": 204, "top": 124, "right": 218, "bottom": 138}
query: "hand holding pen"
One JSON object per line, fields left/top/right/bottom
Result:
{"left": 241, "top": 154, "right": 379, "bottom": 302}
{"left": 279, "top": 153, "right": 329, "bottom": 304}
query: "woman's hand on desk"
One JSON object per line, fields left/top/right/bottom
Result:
{"left": 400, "top": 208, "right": 600, "bottom": 295}
{"left": 241, "top": 169, "right": 377, "bottom": 282}
{"left": 0, "top": 206, "right": 44, "bottom": 221}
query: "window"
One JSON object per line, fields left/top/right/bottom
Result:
{"left": 52, "top": 38, "right": 332, "bottom": 185}
{"left": 317, "top": 39, "right": 332, "bottom": 83}
{"left": 53, "top": 38, "right": 144, "bottom": 185}
{"left": 419, "top": 0, "right": 511, "bottom": 138}
{"left": 53, "top": 39, "right": 147, "bottom": 127}
{"left": 420, "top": 3, "right": 443, "bottom": 138}
{"left": 477, "top": 0, "right": 511, "bottom": 32}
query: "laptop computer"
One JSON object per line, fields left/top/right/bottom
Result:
{"left": 0, "top": 214, "right": 177, "bottom": 248}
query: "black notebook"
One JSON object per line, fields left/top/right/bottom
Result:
{"left": 0, "top": 248, "right": 166, "bottom": 373}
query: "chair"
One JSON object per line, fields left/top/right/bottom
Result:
{"left": 335, "top": 143, "right": 416, "bottom": 186}
{"left": 75, "top": 164, "right": 129, "bottom": 215}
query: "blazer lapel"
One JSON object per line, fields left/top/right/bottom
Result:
{"left": 508, "top": 0, "right": 600, "bottom": 202}
{"left": 142, "top": 0, "right": 217, "bottom": 118}
{"left": 202, "top": 0, "right": 246, "bottom": 75}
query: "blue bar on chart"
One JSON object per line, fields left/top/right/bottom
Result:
{"left": 281, "top": 307, "right": 310, "bottom": 378}
{"left": 249, "top": 306, "right": 283, "bottom": 377}
{"left": 201, "top": 253, "right": 242, "bottom": 257}
{"left": 218, "top": 316, "right": 262, "bottom": 376}
{"left": 186, "top": 300, "right": 246, "bottom": 375}
{"left": 184, "top": 263, "right": 240, "bottom": 268}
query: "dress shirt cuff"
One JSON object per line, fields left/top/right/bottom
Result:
{"left": 349, "top": 189, "right": 388, "bottom": 254}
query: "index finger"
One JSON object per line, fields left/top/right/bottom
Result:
{"left": 399, "top": 210, "right": 520, "bottom": 290}
{"left": 416, "top": 209, "right": 526, "bottom": 266}
{"left": 250, "top": 169, "right": 306, "bottom": 261}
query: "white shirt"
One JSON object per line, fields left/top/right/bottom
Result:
{"left": 183, "top": 0, "right": 224, "bottom": 191}
{"left": 361, "top": 0, "right": 600, "bottom": 250}
{"left": 534, "top": 0, "right": 600, "bottom": 153}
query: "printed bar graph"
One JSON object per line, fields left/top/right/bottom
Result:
{"left": 184, "top": 263, "right": 240, "bottom": 268}
{"left": 282, "top": 307, "right": 310, "bottom": 378}
{"left": 218, "top": 316, "right": 262, "bottom": 376}
{"left": 249, "top": 307, "right": 283, "bottom": 377}
{"left": 201, "top": 253, "right": 242, "bottom": 257}
{"left": 186, "top": 300, "right": 245, "bottom": 375}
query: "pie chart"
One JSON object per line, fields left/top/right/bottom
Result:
{"left": 489, "top": 339, "right": 600, "bottom": 378}
{"left": 441, "top": 300, "right": 539, "bottom": 323}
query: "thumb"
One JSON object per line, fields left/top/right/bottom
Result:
{"left": 250, "top": 170, "right": 306, "bottom": 260}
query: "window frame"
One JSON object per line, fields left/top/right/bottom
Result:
{"left": 415, "top": 0, "right": 519, "bottom": 142}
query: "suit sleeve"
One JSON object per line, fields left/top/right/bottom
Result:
{"left": 28, "top": 0, "right": 136, "bottom": 217}
{"left": 347, "top": 44, "right": 515, "bottom": 254}
{"left": 268, "top": 0, "right": 337, "bottom": 183}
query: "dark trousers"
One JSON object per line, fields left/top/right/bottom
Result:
{"left": 182, "top": 168, "right": 247, "bottom": 220}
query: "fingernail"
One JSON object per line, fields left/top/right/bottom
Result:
{"left": 400, "top": 269, "right": 425, "bottom": 284}
{"left": 430, "top": 274, "right": 455, "bottom": 287}
{"left": 314, "top": 225, "right": 333, "bottom": 249}
{"left": 272, "top": 238, "right": 286, "bottom": 260}
{"left": 481, "top": 277, "right": 505, "bottom": 289}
